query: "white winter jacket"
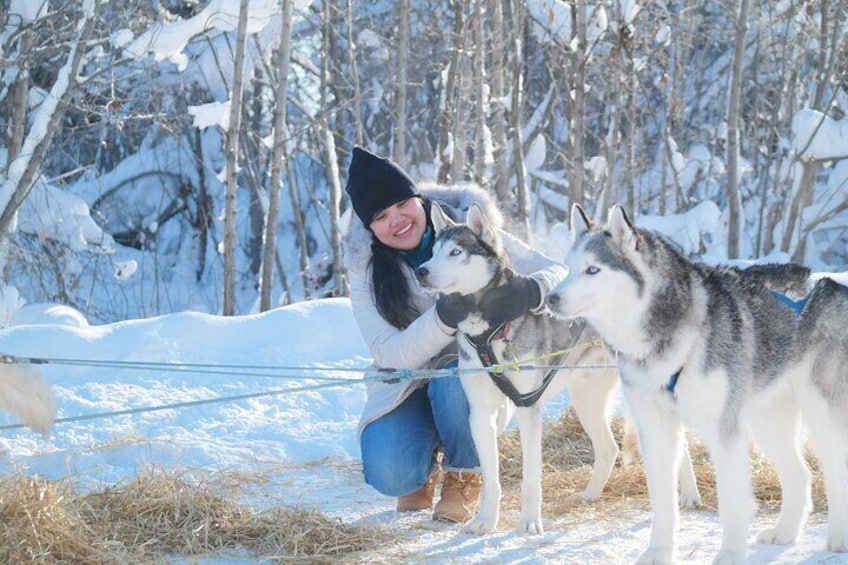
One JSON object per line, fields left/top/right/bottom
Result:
{"left": 342, "top": 184, "right": 568, "bottom": 438}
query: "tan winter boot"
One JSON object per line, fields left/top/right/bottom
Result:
{"left": 397, "top": 470, "right": 443, "bottom": 512}
{"left": 432, "top": 471, "right": 482, "bottom": 523}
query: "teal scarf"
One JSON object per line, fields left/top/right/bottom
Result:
{"left": 399, "top": 226, "right": 434, "bottom": 269}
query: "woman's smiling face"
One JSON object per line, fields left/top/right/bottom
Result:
{"left": 369, "top": 197, "right": 427, "bottom": 251}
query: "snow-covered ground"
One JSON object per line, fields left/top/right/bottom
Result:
{"left": 0, "top": 298, "right": 844, "bottom": 563}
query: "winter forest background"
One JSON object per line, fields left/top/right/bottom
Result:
{"left": 1, "top": 0, "right": 847, "bottom": 324}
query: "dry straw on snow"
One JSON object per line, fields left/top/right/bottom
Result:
{"left": 0, "top": 471, "right": 387, "bottom": 564}
{"left": 0, "top": 409, "right": 828, "bottom": 563}
{"left": 498, "top": 409, "right": 827, "bottom": 520}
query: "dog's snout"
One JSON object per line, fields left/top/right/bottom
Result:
{"left": 415, "top": 266, "right": 428, "bottom": 281}
{"left": 546, "top": 293, "right": 560, "bottom": 308}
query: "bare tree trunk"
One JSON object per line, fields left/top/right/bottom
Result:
{"left": 0, "top": 4, "right": 98, "bottom": 236}
{"left": 437, "top": 2, "right": 464, "bottom": 184}
{"left": 247, "top": 69, "right": 265, "bottom": 277}
{"left": 756, "top": 7, "right": 800, "bottom": 257}
{"left": 393, "top": 0, "right": 409, "bottom": 164}
{"left": 450, "top": 51, "right": 471, "bottom": 182}
{"left": 569, "top": 0, "right": 586, "bottom": 207}
{"left": 194, "top": 128, "right": 212, "bottom": 282}
{"left": 782, "top": 0, "right": 836, "bottom": 261}
{"left": 222, "top": 0, "right": 250, "bottom": 316}
{"left": 659, "top": 3, "right": 683, "bottom": 216}
{"left": 624, "top": 44, "right": 637, "bottom": 213}
{"left": 726, "top": 0, "right": 749, "bottom": 259}
{"left": 260, "top": 0, "right": 293, "bottom": 312}
{"left": 505, "top": 0, "right": 529, "bottom": 238}
{"left": 320, "top": 0, "right": 344, "bottom": 297}
{"left": 6, "top": 29, "right": 31, "bottom": 162}
{"left": 472, "top": 0, "right": 487, "bottom": 185}
{"left": 489, "top": 0, "right": 510, "bottom": 203}
{"left": 346, "top": 0, "right": 364, "bottom": 146}
{"left": 320, "top": 121, "right": 345, "bottom": 297}
{"left": 600, "top": 3, "right": 622, "bottom": 215}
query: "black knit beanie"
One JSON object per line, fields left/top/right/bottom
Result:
{"left": 345, "top": 146, "right": 419, "bottom": 226}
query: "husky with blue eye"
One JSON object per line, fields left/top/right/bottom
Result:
{"left": 547, "top": 203, "right": 848, "bottom": 563}
{"left": 415, "top": 202, "right": 700, "bottom": 536}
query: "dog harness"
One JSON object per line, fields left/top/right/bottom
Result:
{"left": 464, "top": 319, "right": 587, "bottom": 408}
{"left": 664, "top": 290, "right": 808, "bottom": 396}
{"left": 770, "top": 290, "right": 808, "bottom": 315}
{"left": 665, "top": 369, "right": 682, "bottom": 394}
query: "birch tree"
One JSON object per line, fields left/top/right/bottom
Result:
{"left": 222, "top": 0, "right": 250, "bottom": 316}
{"left": 488, "top": 0, "right": 510, "bottom": 203}
{"left": 437, "top": 2, "right": 464, "bottom": 183}
{"left": 346, "top": 0, "right": 364, "bottom": 146}
{"left": 781, "top": 0, "right": 841, "bottom": 261}
{"left": 472, "top": 0, "right": 487, "bottom": 185}
{"left": 568, "top": 0, "right": 587, "bottom": 208}
{"left": 450, "top": 49, "right": 471, "bottom": 182}
{"left": 259, "top": 0, "right": 294, "bottom": 312}
{"left": 393, "top": 0, "right": 409, "bottom": 164}
{"left": 505, "top": 0, "right": 529, "bottom": 238}
{"left": 0, "top": 1, "right": 100, "bottom": 237}
{"left": 599, "top": 3, "right": 621, "bottom": 215}
{"left": 726, "top": 0, "right": 749, "bottom": 259}
{"left": 320, "top": 0, "right": 344, "bottom": 296}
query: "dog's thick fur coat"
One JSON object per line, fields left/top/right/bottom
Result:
{"left": 416, "top": 203, "right": 700, "bottom": 535}
{"left": 547, "top": 204, "right": 848, "bottom": 563}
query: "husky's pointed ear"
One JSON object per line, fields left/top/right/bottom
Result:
{"left": 608, "top": 205, "right": 638, "bottom": 254}
{"left": 430, "top": 202, "right": 455, "bottom": 235}
{"left": 466, "top": 202, "right": 501, "bottom": 249}
{"left": 570, "top": 204, "right": 593, "bottom": 239}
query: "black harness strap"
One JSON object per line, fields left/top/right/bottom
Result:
{"left": 464, "top": 319, "right": 587, "bottom": 408}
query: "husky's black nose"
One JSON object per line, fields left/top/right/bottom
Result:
{"left": 415, "top": 266, "right": 429, "bottom": 283}
{"left": 546, "top": 293, "right": 560, "bottom": 308}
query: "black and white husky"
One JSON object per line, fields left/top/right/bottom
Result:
{"left": 547, "top": 204, "right": 847, "bottom": 563}
{"left": 415, "top": 203, "right": 699, "bottom": 535}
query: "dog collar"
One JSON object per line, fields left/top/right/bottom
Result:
{"left": 491, "top": 320, "right": 511, "bottom": 342}
{"left": 665, "top": 368, "right": 682, "bottom": 394}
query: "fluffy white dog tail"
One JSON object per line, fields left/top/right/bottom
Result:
{"left": 0, "top": 362, "right": 55, "bottom": 436}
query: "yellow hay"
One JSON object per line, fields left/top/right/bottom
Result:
{"left": 498, "top": 409, "right": 827, "bottom": 517}
{"left": 0, "top": 409, "right": 830, "bottom": 563}
{"left": 0, "top": 470, "right": 389, "bottom": 564}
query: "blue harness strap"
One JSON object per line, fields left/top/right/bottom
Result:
{"left": 770, "top": 290, "right": 808, "bottom": 315}
{"left": 664, "top": 291, "right": 808, "bottom": 397}
{"left": 665, "top": 368, "right": 682, "bottom": 394}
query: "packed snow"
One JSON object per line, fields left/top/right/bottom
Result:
{"left": 0, "top": 285, "right": 845, "bottom": 563}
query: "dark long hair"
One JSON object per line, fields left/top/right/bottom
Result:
{"left": 369, "top": 198, "right": 432, "bottom": 329}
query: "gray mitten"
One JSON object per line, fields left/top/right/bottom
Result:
{"left": 435, "top": 293, "right": 476, "bottom": 328}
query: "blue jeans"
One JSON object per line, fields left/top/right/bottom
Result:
{"left": 360, "top": 372, "right": 480, "bottom": 497}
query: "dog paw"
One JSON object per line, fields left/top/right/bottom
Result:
{"left": 463, "top": 514, "right": 497, "bottom": 535}
{"left": 826, "top": 531, "right": 848, "bottom": 553}
{"left": 756, "top": 526, "right": 798, "bottom": 545}
{"left": 516, "top": 515, "right": 544, "bottom": 535}
{"left": 712, "top": 548, "right": 746, "bottom": 565}
{"left": 679, "top": 490, "right": 702, "bottom": 510}
{"left": 635, "top": 547, "right": 673, "bottom": 564}
{"left": 566, "top": 489, "right": 600, "bottom": 503}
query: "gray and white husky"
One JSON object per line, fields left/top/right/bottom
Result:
{"left": 415, "top": 202, "right": 699, "bottom": 535}
{"left": 547, "top": 204, "right": 846, "bottom": 563}
{"left": 791, "top": 277, "right": 848, "bottom": 554}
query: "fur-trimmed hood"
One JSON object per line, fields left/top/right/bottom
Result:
{"left": 341, "top": 182, "right": 505, "bottom": 273}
